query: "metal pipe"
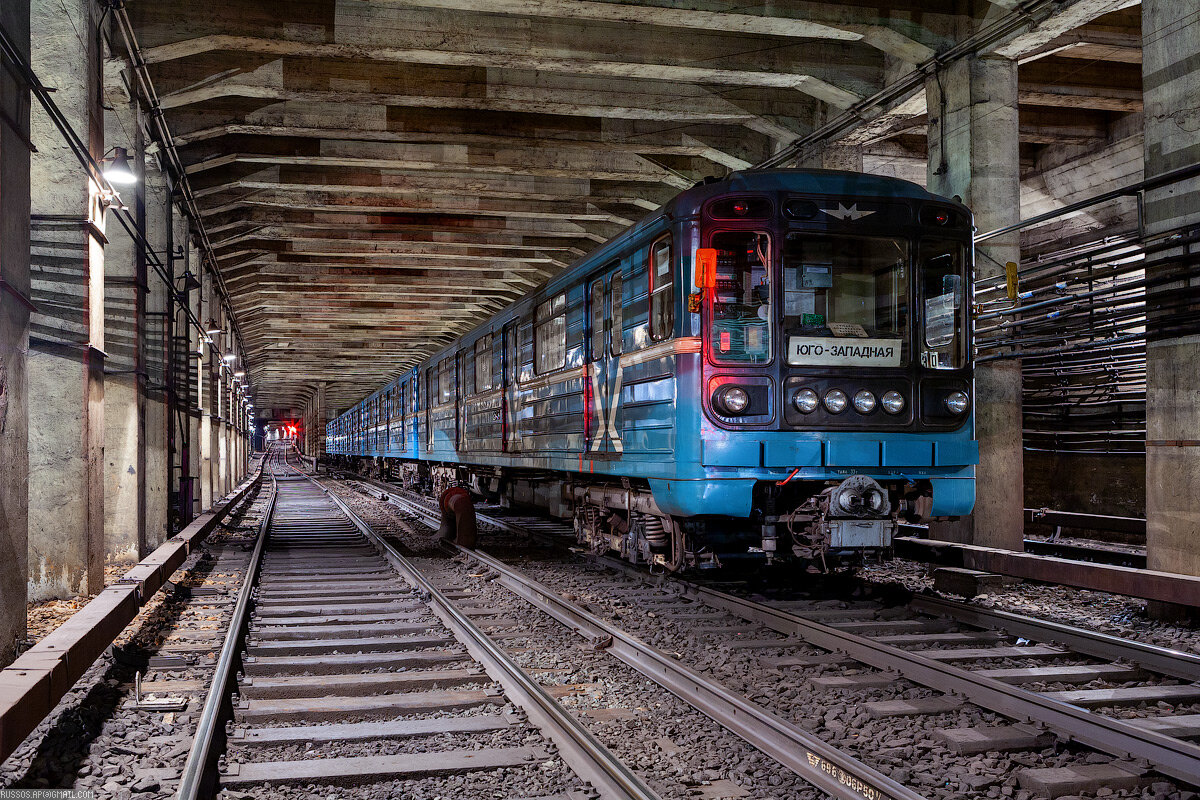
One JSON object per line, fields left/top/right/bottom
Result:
{"left": 975, "top": 162, "right": 1200, "bottom": 243}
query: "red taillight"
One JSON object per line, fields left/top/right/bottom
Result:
{"left": 732, "top": 200, "right": 749, "bottom": 216}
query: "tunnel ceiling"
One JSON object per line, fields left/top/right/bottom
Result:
{"left": 128, "top": 0, "right": 1141, "bottom": 414}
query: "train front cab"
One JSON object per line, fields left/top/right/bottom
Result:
{"left": 658, "top": 182, "right": 979, "bottom": 564}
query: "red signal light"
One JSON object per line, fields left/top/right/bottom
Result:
{"left": 694, "top": 248, "right": 718, "bottom": 289}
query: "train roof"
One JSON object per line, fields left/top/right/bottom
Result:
{"left": 334, "top": 168, "right": 965, "bottom": 417}
{"left": 662, "top": 168, "right": 957, "bottom": 219}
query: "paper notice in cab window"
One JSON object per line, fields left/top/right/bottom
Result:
{"left": 925, "top": 293, "right": 956, "bottom": 347}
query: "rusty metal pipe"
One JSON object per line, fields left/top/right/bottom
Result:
{"left": 438, "top": 487, "right": 477, "bottom": 548}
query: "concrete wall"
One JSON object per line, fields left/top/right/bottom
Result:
{"left": 1025, "top": 452, "right": 1146, "bottom": 520}
{"left": 0, "top": 0, "right": 32, "bottom": 665}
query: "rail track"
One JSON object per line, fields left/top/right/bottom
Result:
{"left": 342, "top": 472, "right": 1200, "bottom": 799}
{"left": 176, "top": 444, "right": 659, "bottom": 800}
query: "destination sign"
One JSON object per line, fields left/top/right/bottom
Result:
{"left": 787, "top": 336, "right": 903, "bottom": 367}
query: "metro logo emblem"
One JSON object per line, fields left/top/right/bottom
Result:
{"left": 821, "top": 203, "right": 875, "bottom": 221}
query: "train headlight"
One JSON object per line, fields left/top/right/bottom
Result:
{"left": 881, "top": 391, "right": 905, "bottom": 415}
{"left": 714, "top": 385, "right": 751, "bottom": 415}
{"left": 852, "top": 390, "right": 876, "bottom": 414}
{"left": 945, "top": 390, "right": 970, "bottom": 414}
{"left": 793, "top": 388, "right": 819, "bottom": 414}
{"left": 823, "top": 389, "right": 848, "bottom": 414}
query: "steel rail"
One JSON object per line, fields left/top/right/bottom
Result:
{"left": 636, "top": 569, "right": 1200, "bottom": 787}
{"left": 448, "top": 545, "right": 930, "bottom": 800}
{"left": 306, "top": 472, "right": 661, "bottom": 800}
{"left": 176, "top": 460, "right": 278, "bottom": 800}
{"left": 909, "top": 595, "right": 1200, "bottom": 682}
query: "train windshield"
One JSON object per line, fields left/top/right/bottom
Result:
{"left": 919, "top": 240, "right": 967, "bottom": 369}
{"left": 781, "top": 234, "right": 909, "bottom": 367}
{"left": 710, "top": 230, "right": 773, "bottom": 364}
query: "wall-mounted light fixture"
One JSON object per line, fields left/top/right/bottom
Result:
{"left": 102, "top": 146, "right": 137, "bottom": 186}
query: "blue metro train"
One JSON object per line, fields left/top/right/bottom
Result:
{"left": 327, "top": 169, "right": 978, "bottom": 570}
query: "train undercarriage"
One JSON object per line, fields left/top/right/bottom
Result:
{"left": 326, "top": 454, "right": 937, "bottom": 572}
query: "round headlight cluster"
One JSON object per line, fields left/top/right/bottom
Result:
{"left": 852, "top": 390, "right": 876, "bottom": 414}
{"left": 881, "top": 390, "right": 905, "bottom": 415}
{"left": 714, "top": 385, "right": 751, "bottom": 416}
{"left": 823, "top": 389, "right": 848, "bottom": 414}
{"left": 945, "top": 390, "right": 970, "bottom": 414}
{"left": 794, "top": 387, "right": 908, "bottom": 416}
{"left": 793, "top": 388, "right": 819, "bottom": 414}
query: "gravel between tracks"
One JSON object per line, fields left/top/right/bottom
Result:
{"left": 861, "top": 558, "right": 1200, "bottom": 656}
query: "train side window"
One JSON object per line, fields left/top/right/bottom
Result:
{"left": 464, "top": 345, "right": 476, "bottom": 397}
{"left": 475, "top": 335, "right": 493, "bottom": 392}
{"left": 425, "top": 369, "right": 434, "bottom": 448}
{"left": 504, "top": 320, "right": 517, "bottom": 383}
{"left": 589, "top": 278, "right": 605, "bottom": 360}
{"left": 535, "top": 293, "right": 567, "bottom": 374}
{"left": 439, "top": 358, "right": 454, "bottom": 404}
{"left": 649, "top": 236, "right": 674, "bottom": 340}
{"left": 610, "top": 272, "right": 624, "bottom": 356}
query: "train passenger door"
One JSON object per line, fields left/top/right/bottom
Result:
{"left": 588, "top": 262, "right": 624, "bottom": 455}
{"left": 501, "top": 320, "right": 520, "bottom": 453}
{"left": 455, "top": 351, "right": 464, "bottom": 452}
{"left": 586, "top": 273, "right": 609, "bottom": 455}
{"left": 424, "top": 367, "right": 434, "bottom": 453}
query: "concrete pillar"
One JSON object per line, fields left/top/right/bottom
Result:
{"left": 800, "top": 142, "right": 863, "bottom": 172}
{"left": 196, "top": 253, "right": 213, "bottom": 510}
{"left": 180, "top": 218, "right": 201, "bottom": 523}
{"left": 315, "top": 382, "right": 326, "bottom": 458}
{"left": 1143, "top": 0, "right": 1200, "bottom": 593}
{"left": 28, "top": 0, "right": 106, "bottom": 600}
{"left": 0, "top": 0, "right": 32, "bottom": 664}
{"left": 216, "top": 316, "right": 230, "bottom": 497}
{"left": 143, "top": 164, "right": 169, "bottom": 549}
{"left": 926, "top": 55, "right": 1024, "bottom": 551}
{"left": 101, "top": 50, "right": 145, "bottom": 564}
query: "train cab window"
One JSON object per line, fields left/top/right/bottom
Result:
{"left": 649, "top": 236, "right": 674, "bottom": 340}
{"left": 590, "top": 278, "right": 605, "bottom": 360}
{"left": 919, "top": 240, "right": 966, "bottom": 370}
{"left": 534, "top": 294, "right": 567, "bottom": 374}
{"left": 781, "top": 234, "right": 909, "bottom": 367}
{"left": 610, "top": 273, "right": 623, "bottom": 356}
{"left": 709, "top": 231, "right": 772, "bottom": 364}
{"left": 475, "top": 335, "right": 493, "bottom": 392}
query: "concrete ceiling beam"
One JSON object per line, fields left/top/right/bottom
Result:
{"left": 143, "top": 35, "right": 871, "bottom": 105}
{"left": 372, "top": 0, "right": 937, "bottom": 62}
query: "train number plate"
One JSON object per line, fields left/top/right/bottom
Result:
{"left": 787, "top": 336, "right": 903, "bottom": 367}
